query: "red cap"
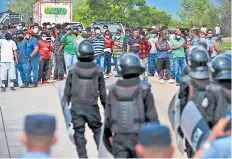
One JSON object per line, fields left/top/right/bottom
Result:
{"left": 175, "top": 29, "right": 182, "bottom": 35}
{"left": 27, "top": 29, "right": 35, "bottom": 36}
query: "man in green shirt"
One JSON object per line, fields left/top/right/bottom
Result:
{"left": 60, "top": 29, "right": 77, "bottom": 73}
{"left": 169, "top": 29, "right": 186, "bottom": 86}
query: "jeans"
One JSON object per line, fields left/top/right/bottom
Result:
{"left": 169, "top": 53, "right": 175, "bottom": 79}
{"left": 26, "top": 57, "right": 40, "bottom": 86}
{"left": 113, "top": 57, "right": 120, "bottom": 74}
{"left": 38, "top": 60, "right": 49, "bottom": 82}
{"left": 18, "top": 63, "right": 28, "bottom": 84}
{"left": 94, "top": 55, "right": 105, "bottom": 71}
{"left": 174, "top": 57, "right": 186, "bottom": 83}
{"left": 64, "top": 52, "right": 77, "bottom": 73}
{"left": 148, "top": 53, "right": 159, "bottom": 75}
{"left": 54, "top": 53, "right": 65, "bottom": 79}
{"left": 104, "top": 52, "right": 112, "bottom": 73}
{"left": 140, "top": 58, "right": 148, "bottom": 82}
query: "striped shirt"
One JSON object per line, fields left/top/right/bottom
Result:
{"left": 92, "top": 37, "right": 105, "bottom": 56}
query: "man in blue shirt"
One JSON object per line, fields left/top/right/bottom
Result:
{"left": 20, "top": 114, "right": 57, "bottom": 158}
{"left": 21, "top": 30, "right": 40, "bottom": 88}
{"left": 17, "top": 32, "right": 28, "bottom": 85}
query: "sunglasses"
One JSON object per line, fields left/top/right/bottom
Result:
{"left": 42, "top": 36, "right": 47, "bottom": 37}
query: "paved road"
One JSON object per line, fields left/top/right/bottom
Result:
{"left": 0, "top": 72, "right": 185, "bottom": 158}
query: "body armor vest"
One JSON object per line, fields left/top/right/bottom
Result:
{"left": 70, "top": 66, "right": 99, "bottom": 105}
{"left": 207, "top": 84, "right": 231, "bottom": 124}
{"left": 110, "top": 82, "right": 146, "bottom": 134}
{"left": 189, "top": 79, "right": 212, "bottom": 126}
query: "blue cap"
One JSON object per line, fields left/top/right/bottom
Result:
{"left": 24, "top": 114, "right": 56, "bottom": 136}
{"left": 138, "top": 122, "right": 172, "bottom": 147}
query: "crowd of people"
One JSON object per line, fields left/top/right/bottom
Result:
{"left": 0, "top": 21, "right": 230, "bottom": 159}
{"left": 0, "top": 22, "right": 223, "bottom": 91}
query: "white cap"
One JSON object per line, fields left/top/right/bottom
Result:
{"left": 152, "top": 26, "right": 156, "bottom": 29}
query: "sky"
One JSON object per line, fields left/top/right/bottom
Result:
{"left": 146, "top": 0, "right": 181, "bottom": 20}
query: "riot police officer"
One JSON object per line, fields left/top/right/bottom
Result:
{"left": 104, "top": 53, "right": 159, "bottom": 158}
{"left": 64, "top": 40, "right": 107, "bottom": 158}
{"left": 178, "top": 48, "right": 210, "bottom": 158}
{"left": 203, "top": 52, "right": 231, "bottom": 125}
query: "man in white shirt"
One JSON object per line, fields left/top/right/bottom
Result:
{"left": 215, "top": 24, "right": 221, "bottom": 35}
{"left": 0, "top": 33, "right": 18, "bottom": 92}
{"left": 201, "top": 24, "right": 208, "bottom": 34}
{"left": 148, "top": 31, "right": 159, "bottom": 76}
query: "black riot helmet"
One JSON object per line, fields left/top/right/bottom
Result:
{"left": 77, "top": 40, "right": 95, "bottom": 61}
{"left": 189, "top": 48, "right": 210, "bottom": 79}
{"left": 210, "top": 51, "right": 231, "bottom": 81}
{"left": 118, "top": 52, "right": 145, "bottom": 78}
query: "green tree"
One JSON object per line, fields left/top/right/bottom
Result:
{"left": 7, "top": 0, "right": 36, "bottom": 24}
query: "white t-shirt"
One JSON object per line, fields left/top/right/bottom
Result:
{"left": 0, "top": 39, "right": 17, "bottom": 63}
{"left": 148, "top": 37, "right": 158, "bottom": 54}
{"left": 215, "top": 26, "right": 221, "bottom": 34}
{"left": 201, "top": 27, "right": 208, "bottom": 33}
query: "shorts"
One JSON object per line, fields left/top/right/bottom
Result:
{"left": 0, "top": 62, "right": 16, "bottom": 80}
{"left": 157, "top": 58, "right": 170, "bottom": 70}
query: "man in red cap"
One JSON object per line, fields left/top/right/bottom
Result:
{"left": 169, "top": 29, "right": 186, "bottom": 86}
{"left": 21, "top": 29, "right": 39, "bottom": 88}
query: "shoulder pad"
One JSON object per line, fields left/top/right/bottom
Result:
{"left": 68, "top": 64, "right": 76, "bottom": 72}
{"left": 207, "top": 83, "right": 221, "bottom": 92}
{"left": 95, "top": 65, "right": 104, "bottom": 73}
{"left": 139, "top": 81, "right": 151, "bottom": 91}
{"left": 181, "top": 75, "right": 190, "bottom": 84}
{"left": 107, "top": 83, "right": 116, "bottom": 92}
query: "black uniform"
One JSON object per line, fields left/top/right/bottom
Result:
{"left": 178, "top": 48, "right": 210, "bottom": 158}
{"left": 202, "top": 52, "right": 231, "bottom": 125}
{"left": 104, "top": 53, "right": 159, "bottom": 158}
{"left": 64, "top": 41, "right": 107, "bottom": 158}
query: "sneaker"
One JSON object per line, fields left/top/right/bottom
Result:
{"left": 38, "top": 81, "right": 43, "bottom": 85}
{"left": 1, "top": 87, "right": 6, "bottom": 92}
{"left": 113, "top": 67, "right": 117, "bottom": 71}
{"left": 29, "top": 84, "right": 36, "bottom": 88}
{"left": 64, "top": 74, "right": 67, "bottom": 78}
{"left": 20, "top": 85, "right": 29, "bottom": 88}
{"left": 160, "top": 79, "right": 165, "bottom": 84}
{"left": 176, "top": 83, "right": 180, "bottom": 86}
{"left": 148, "top": 73, "right": 154, "bottom": 76}
{"left": 108, "top": 73, "right": 113, "bottom": 76}
{"left": 104, "top": 74, "right": 109, "bottom": 79}
{"left": 168, "top": 79, "right": 175, "bottom": 84}
{"left": 57, "top": 78, "right": 64, "bottom": 81}
{"left": 14, "top": 83, "right": 19, "bottom": 87}
{"left": 10, "top": 87, "right": 16, "bottom": 91}
{"left": 42, "top": 80, "right": 48, "bottom": 84}
{"left": 115, "top": 74, "right": 121, "bottom": 77}
{"left": 48, "top": 79, "right": 56, "bottom": 83}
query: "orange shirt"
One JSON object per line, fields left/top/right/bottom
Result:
{"left": 104, "top": 38, "right": 114, "bottom": 48}
{"left": 38, "top": 40, "right": 51, "bottom": 60}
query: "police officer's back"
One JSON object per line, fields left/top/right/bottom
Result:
{"left": 203, "top": 52, "right": 231, "bottom": 125}
{"left": 64, "top": 40, "right": 106, "bottom": 158}
{"left": 21, "top": 114, "right": 57, "bottom": 158}
{"left": 104, "top": 53, "right": 159, "bottom": 158}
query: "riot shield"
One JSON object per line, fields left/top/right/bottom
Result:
{"left": 98, "top": 123, "right": 114, "bottom": 158}
{"left": 58, "top": 85, "right": 75, "bottom": 144}
{"left": 168, "top": 88, "right": 186, "bottom": 154}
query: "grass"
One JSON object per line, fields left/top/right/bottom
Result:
{"left": 220, "top": 42, "right": 232, "bottom": 51}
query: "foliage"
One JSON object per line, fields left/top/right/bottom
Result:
{"left": 178, "top": 0, "right": 231, "bottom": 36}
{"left": 220, "top": 42, "right": 232, "bottom": 51}
{"left": 7, "top": 0, "right": 36, "bottom": 24}
{"left": 72, "top": 0, "right": 172, "bottom": 28}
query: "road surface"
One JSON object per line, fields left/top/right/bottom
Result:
{"left": 0, "top": 72, "right": 185, "bottom": 158}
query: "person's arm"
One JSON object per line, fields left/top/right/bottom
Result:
{"left": 194, "top": 116, "right": 231, "bottom": 158}
{"left": 144, "top": 87, "right": 159, "bottom": 123}
{"left": 214, "top": 41, "right": 220, "bottom": 52}
{"left": 155, "top": 40, "right": 167, "bottom": 50}
{"left": 30, "top": 40, "right": 39, "bottom": 57}
{"left": 169, "top": 40, "right": 181, "bottom": 50}
{"left": 133, "top": 43, "right": 140, "bottom": 47}
{"left": 64, "top": 70, "right": 72, "bottom": 104}
{"left": 13, "top": 50, "right": 18, "bottom": 64}
{"left": 127, "top": 39, "right": 131, "bottom": 52}
{"left": 58, "top": 35, "right": 66, "bottom": 53}
{"left": 99, "top": 73, "right": 107, "bottom": 109}
{"left": 146, "top": 40, "right": 152, "bottom": 52}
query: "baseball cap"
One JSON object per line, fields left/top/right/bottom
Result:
{"left": 24, "top": 114, "right": 56, "bottom": 136}
{"left": 175, "top": 29, "right": 182, "bottom": 35}
{"left": 27, "top": 29, "right": 35, "bottom": 36}
{"left": 138, "top": 122, "right": 172, "bottom": 147}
